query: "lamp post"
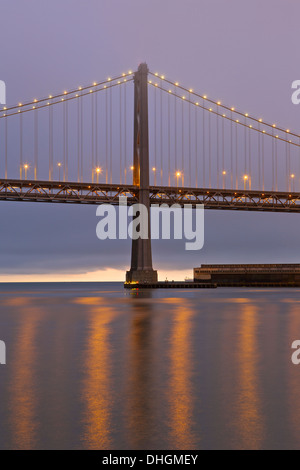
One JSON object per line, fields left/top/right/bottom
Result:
{"left": 291, "top": 174, "right": 295, "bottom": 192}
{"left": 57, "top": 163, "right": 62, "bottom": 181}
{"left": 24, "top": 164, "right": 29, "bottom": 180}
{"left": 95, "top": 167, "right": 102, "bottom": 184}
{"left": 152, "top": 167, "right": 156, "bottom": 185}
{"left": 222, "top": 170, "right": 227, "bottom": 190}
{"left": 176, "top": 171, "right": 181, "bottom": 188}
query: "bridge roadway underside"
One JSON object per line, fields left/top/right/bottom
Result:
{"left": 0, "top": 179, "right": 300, "bottom": 213}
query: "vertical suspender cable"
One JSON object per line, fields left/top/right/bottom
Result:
{"left": 77, "top": 98, "right": 80, "bottom": 182}
{"left": 160, "top": 81, "right": 163, "bottom": 185}
{"left": 235, "top": 122, "right": 238, "bottom": 189}
{"left": 209, "top": 110, "right": 211, "bottom": 188}
{"left": 188, "top": 92, "right": 191, "bottom": 187}
{"left": 175, "top": 88, "right": 177, "bottom": 176}
{"left": 230, "top": 111, "right": 233, "bottom": 189}
{"left": 49, "top": 102, "right": 53, "bottom": 181}
{"left": 120, "top": 85, "right": 122, "bottom": 184}
{"left": 202, "top": 100, "right": 205, "bottom": 188}
{"left": 92, "top": 93, "right": 95, "bottom": 182}
{"left": 154, "top": 87, "right": 157, "bottom": 186}
{"left": 34, "top": 110, "right": 38, "bottom": 180}
{"left": 105, "top": 90, "right": 108, "bottom": 184}
{"left": 110, "top": 86, "right": 112, "bottom": 184}
{"left": 168, "top": 91, "right": 171, "bottom": 186}
{"left": 124, "top": 82, "right": 127, "bottom": 184}
{"left": 81, "top": 94, "right": 83, "bottom": 183}
{"left": 5, "top": 118, "right": 7, "bottom": 179}
{"left": 195, "top": 106, "right": 198, "bottom": 188}
{"left": 181, "top": 99, "right": 184, "bottom": 186}
{"left": 20, "top": 114, "right": 23, "bottom": 179}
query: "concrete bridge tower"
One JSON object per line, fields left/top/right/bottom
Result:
{"left": 126, "top": 63, "right": 158, "bottom": 284}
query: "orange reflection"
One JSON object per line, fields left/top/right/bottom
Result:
{"left": 287, "top": 302, "right": 300, "bottom": 447}
{"left": 126, "top": 302, "right": 155, "bottom": 449}
{"left": 9, "top": 306, "right": 40, "bottom": 450}
{"left": 81, "top": 305, "right": 116, "bottom": 449}
{"left": 235, "top": 303, "right": 264, "bottom": 449}
{"left": 168, "top": 301, "right": 197, "bottom": 449}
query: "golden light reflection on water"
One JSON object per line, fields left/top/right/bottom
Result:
{"left": 81, "top": 304, "right": 117, "bottom": 450}
{"left": 288, "top": 303, "right": 300, "bottom": 447}
{"left": 168, "top": 300, "right": 197, "bottom": 449}
{"left": 125, "top": 299, "right": 157, "bottom": 449}
{"left": 9, "top": 306, "right": 40, "bottom": 450}
{"left": 235, "top": 302, "right": 264, "bottom": 449}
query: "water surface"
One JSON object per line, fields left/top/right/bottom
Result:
{"left": 0, "top": 282, "right": 299, "bottom": 450}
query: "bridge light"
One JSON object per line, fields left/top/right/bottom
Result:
{"left": 217, "top": 101, "right": 221, "bottom": 105}
{"left": 272, "top": 124, "right": 276, "bottom": 128}
{"left": 168, "top": 90, "right": 172, "bottom": 93}
{"left": 175, "top": 82, "right": 179, "bottom": 86}
{"left": 19, "top": 103, "right": 22, "bottom": 107}
{"left": 49, "top": 95, "right": 53, "bottom": 98}
{"left": 78, "top": 87, "right": 82, "bottom": 90}
{"left": 259, "top": 118, "right": 263, "bottom": 122}
{"left": 203, "top": 95, "right": 207, "bottom": 99}
{"left": 155, "top": 73, "right": 159, "bottom": 77}
{"left": 130, "top": 166, "right": 134, "bottom": 170}
{"left": 287, "top": 129, "right": 290, "bottom": 133}
{"left": 94, "top": 82, "right": 97, "bottom": 86}
{"left": 231, "top": 107, "right": 235, "bottom": 111}
{"left": 245, "top": 113, "right": 249, "bottom": 117}
{"left": 64, "top": 91, "right": 68, "bottom": 95}
{"left": 161, "top": 75, "right": 165, "bottom": 79}
{"left": 129, "top": 70, "right": 133, "bottom": 74}
{"left": 189, "top": 89, "right": 193, "bottom": 93}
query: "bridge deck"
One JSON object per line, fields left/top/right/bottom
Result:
{"left": 0, "top": 179, "right": 300, "bottom": 213}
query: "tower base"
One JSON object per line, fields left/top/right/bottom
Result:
{"left": 126, "top": 269, "right": 158, "bottom": 284}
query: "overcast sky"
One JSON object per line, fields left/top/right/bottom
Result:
{"left": 1, "top": 0, "right": 300, "bottom": 282}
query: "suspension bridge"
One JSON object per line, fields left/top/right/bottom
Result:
{"left": 0, "top": 63, "right": 299, "bottom": 282}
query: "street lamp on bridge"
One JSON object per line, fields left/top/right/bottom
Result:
{"left": 243, "top": 174, "right": 251, "bottom": 191}
{"left": 222, "top": 170, "right": 227, "bottom": 189}
{"left": 176, "top": 171, "right": 182, "bottom": 188}
{"left": 290, "top": 174, "right": 295, "bottom": 192}
{"left": 23, "top": 164, "right": 29, "bottom": 180}
{"left": 57, "top": 162, "right": 62, "bottom": 181}
{"left": 95, "top": 167, "right": 102, "bottom": 184}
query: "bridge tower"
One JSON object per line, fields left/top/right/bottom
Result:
{"left": 126, "top": 63, "right": 158, "bottom": 284}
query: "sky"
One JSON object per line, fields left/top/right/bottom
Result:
{"left": 1, "top": 0, "right": 300, "bottom": 282}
